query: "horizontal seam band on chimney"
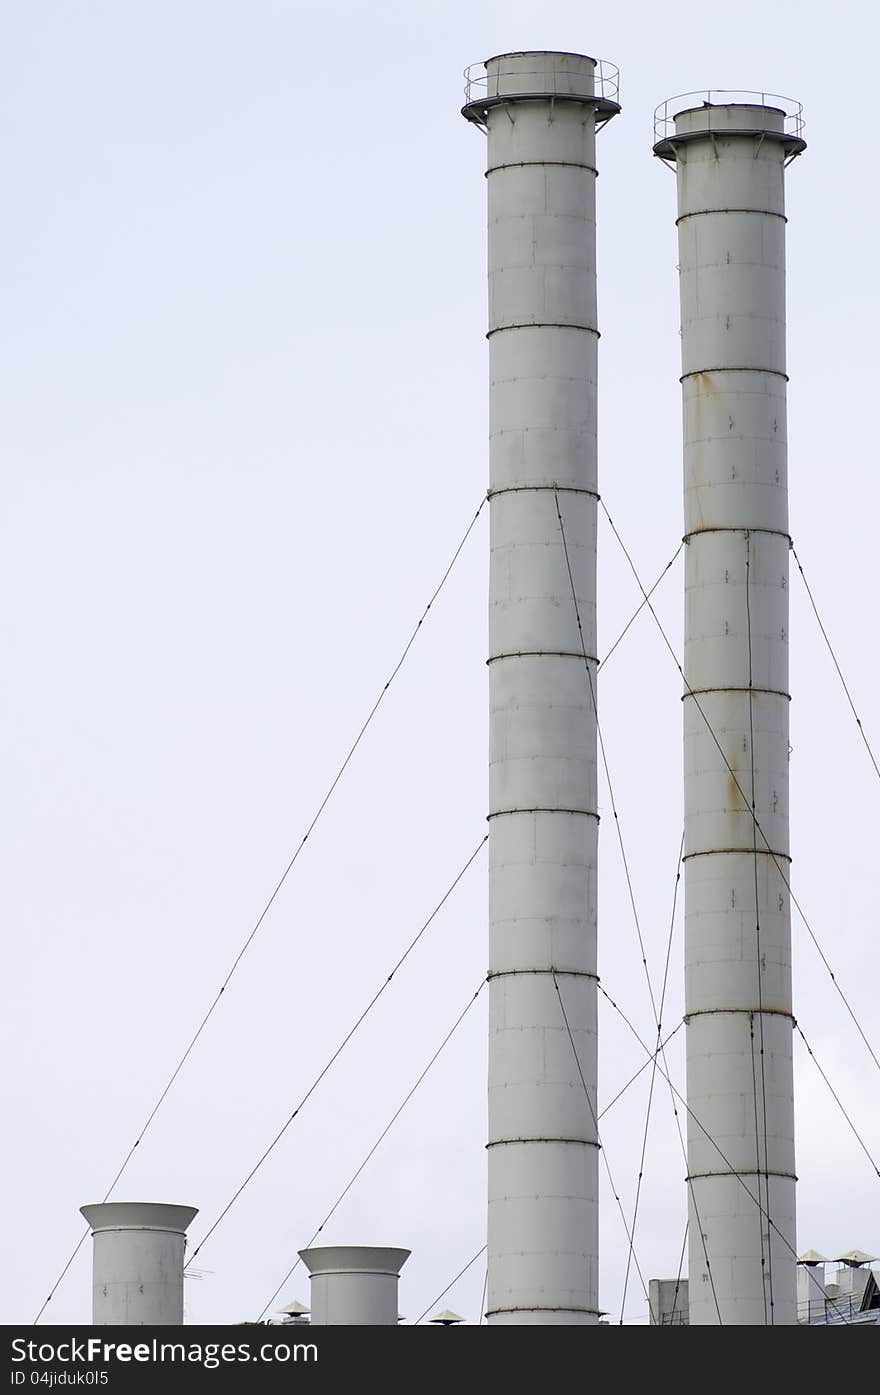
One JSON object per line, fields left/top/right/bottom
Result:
{"left": 487, "top": 1137, "right": 600, "bottom": 1148}
{"left": 683, "top": 526, "right": 791, "bottom": 542}
{"left": 486, "top": 160, "right": 599, "bottom": 176}
{"left": 486, "top": 1305, "right": 604, "bottom": 1317}
{"left": 684, "top": 1007, "right": 794, "bottom": 1022}
{"left": 680, "top": 367, "right": 789, "bottom": 382}
{"left": 488, "top": 807, "right": 600, "bottom": 820}
{"left": 682, "top": 686, "right": 790, "bottom": 701}
{"left": 488, "top": 650, "right": 598, "bottom": 665}
{"left": 488, "top": 968, "right": 599, "bottom": 980}
{"left": 686, "top": 1169, "right": 798, "bottom": 1183}
{"left": 84, "top": 1226, "right": 188, "bottom": 1236}
{"left": 487, "top": 322, "right": 600, "bottom": 339}
{"left": 488, "top": 484, "right": 599, "bottom": 500}
{"left": 676, "top": 208, "right": 787, "bottom": 224}
{"left": 300, "top": 1267, "right": 404, "bottom": 1278}
{"left": 682, "top": 847, "right": 791, "bottom": 862}
{"left": 468, "top": 92, "right": 618, "bottom": 114}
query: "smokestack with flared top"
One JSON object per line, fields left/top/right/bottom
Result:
{"left": 298, "top": 1246, "right": 409, "bottom": 1325}
{"left": 80, "top": 1201, "right": 197, "bottom": 1325}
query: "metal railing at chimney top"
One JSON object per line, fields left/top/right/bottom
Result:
{"left": 463, "top": 58, "right": 620, "bottom": 110}
{"left": 653, "top": 89, "right": 805, "bottom": 145}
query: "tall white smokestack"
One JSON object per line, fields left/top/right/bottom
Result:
{"left": 654, "top": 94, "right": 805, "bottom": 1324}
{"left": 463, "top": 49, "right": 618, "bottom": 1325}
{"left": 299, "top": 1246, "right": 409, "bottom": 1325}
{"left": 80, "top": 1201, "right": 197, "bottom": 1325}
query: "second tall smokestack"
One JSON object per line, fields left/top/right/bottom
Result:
{"left": 655, "top": 93, "right": 805, "bottom": 1325}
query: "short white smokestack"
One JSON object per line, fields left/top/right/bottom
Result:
{"left": 462, "top": 46, "right": 619, "bottom": 1328}
{"left": 80, "top": 1201, "right": 197, "bottom": 1325}
{"left": 654, "top": 94, "right": 805, "bottom": 1324}
{"left": 298, "top": 1246, "right": 410, "bottom": 1325}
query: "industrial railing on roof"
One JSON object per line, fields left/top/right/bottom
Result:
{"left": 463, "top": 58, "right": 620, "bottom": 110}
{"left": 656, "top": 1307, "right": 688, "bottom": 1326}
{"left": 653, "top": 90, "right": 805, "bottom": 145}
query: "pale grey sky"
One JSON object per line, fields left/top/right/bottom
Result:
{"left": 2, "top": 0, "right": 878, "bottom": 1325}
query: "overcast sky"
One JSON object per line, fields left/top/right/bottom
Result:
{"left": 3, "top": 0, "right": 879, "bottom": 1326}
